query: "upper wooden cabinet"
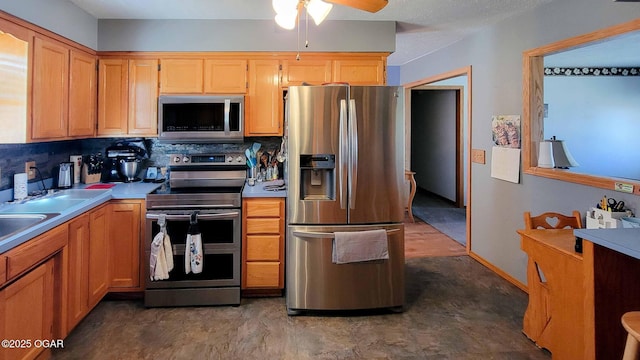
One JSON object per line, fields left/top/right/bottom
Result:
{"left": 0, "top": 19, "right": 30, "bottom": 144}
{"left": 159, "top": 57, "right": 247, "bottom": 94}
{"left": 68, "top": 50, "right": 97, "bottom": 137}
{"left": 204, "top": 59, "right": 247, "bottom": 93}
{"left": 281, "top": 59, "right": 332, "bottom": 87}
{"left": 32, "top": 35, "right": 99, "bottom": 141}
{"left": 333, "top": 59, "right": 385, "bottom": 85}
{"left": 32, "top": 35, "right": 69, "bottom": 140}
{"left": 246, "top": 59, "right": 282, "bottom": 136}
{"left": 98, "top": 58, "right": 158, "bottom": 136}
{"left": 160, "top": 58, "right": 203, "bottom": 93}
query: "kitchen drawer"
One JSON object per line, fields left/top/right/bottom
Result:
{"left": 246, "top": 218, "right": 281, "bottom": 234}
{"left": 246, "top": 235, "right": 280, "bottom": 261}
{"left": 245, "top": 198, "right": 284, "bottom": 218}
{"left": 5, "top": 224, "right": 68, "bottom": 281}
{"left": 245, "top": 262, "right": 280, "bottom": 288}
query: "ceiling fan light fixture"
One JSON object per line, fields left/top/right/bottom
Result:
{"left": 305, "top": 0, "right": 332, "bottom": 26}
{"left": 275, "top": 11, "right": 297, "bottom": 30}
{"left": 272, "top": 0, "right": 298, "bottom": 14}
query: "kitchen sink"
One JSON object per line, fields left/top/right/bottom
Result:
{"left": 0, "top": 213, "right": 59, "bottom": 241}
{"left": 0, "top": 189, "right": 109, "bottom": 213}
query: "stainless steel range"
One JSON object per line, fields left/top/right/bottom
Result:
{"left": 144, "top": 153, "right": 246, "bottom": 307}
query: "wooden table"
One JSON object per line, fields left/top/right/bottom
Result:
{"left": 405, "top": 170, "right": 416, "bottom": 222}
{"left": 518, "top": 228, "right": 640, "bottom": 359}
{"left": 518, "top": 229, "right": 584, "bottom": 360}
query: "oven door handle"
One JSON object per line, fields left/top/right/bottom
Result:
{"left": 147, "top": 204, "right": 238, "bottom": 209}
{"left": 292, "top": 229, "right": 399, "bottom": 239}
{"left": 146, "top": 212, "right": 239, "bottom": 220}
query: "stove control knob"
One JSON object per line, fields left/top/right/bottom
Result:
{"left": 226, "top": 155, "right": 233, "bottom": 163}
{"left": 173, "top": 156, "right": 181, "bottom": 163}
{"left": 182, "top": 156, "right": 190, "bottom": 163}
{"left": 236, "top": 155, "right": 244, "bottom": 163}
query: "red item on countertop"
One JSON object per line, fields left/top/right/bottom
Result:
{"left": 85, "top": 184, "right": 116, "bottom": 190}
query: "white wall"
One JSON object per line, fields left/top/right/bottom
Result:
{"left": 98, "top": 19, "right": 395, "bottom": 53}
{"left": 411, "top": 90, "right": 457, "bottom": 202}
{"left": 399, "top": 0, "right": 640, "bottom": 284}
{"left": 0, "top": 0, "right": 97, "bottom": 49}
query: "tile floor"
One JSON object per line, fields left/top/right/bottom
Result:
{"left": 53, "top": 256, "right": 549, "bottom": 359}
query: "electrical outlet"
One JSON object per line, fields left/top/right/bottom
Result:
{"left": 25, "top": 161, "right": 36, "bottom": 180}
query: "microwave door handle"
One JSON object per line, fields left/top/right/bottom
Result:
{"left": 224, "top": 99, "right": 231, "bottom": 135}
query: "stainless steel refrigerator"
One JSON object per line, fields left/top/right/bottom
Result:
{"left": 286, "top": 85, "right": 405, "bottom": 315}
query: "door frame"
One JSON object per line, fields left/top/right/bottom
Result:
{"left": 403, "top": 66, "right": 472, "bottom": 253}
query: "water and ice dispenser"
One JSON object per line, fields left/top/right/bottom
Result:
{"left": 299, "top": 154, "right": 335, "bottom": 200}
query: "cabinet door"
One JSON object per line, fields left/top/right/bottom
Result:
{"left": 32, "top": 36, "right": 69, "bottom": 140}
{"left": 246, "top": 59, "right": 282, "bottom": 136}
{"left": 333, "top": 59, "right": 385, "bottom": 85}
{"left": 281, "top": 59, "right": 332, "bottom": 87}
{"left": 67, "top": 214, "right": 90, "bottom": 333}
{"left": 97, "top": 59, "right": 128, "bottom": 135}
{"left": 109, "top": 201, "right": 141, "bottom": 289}
{"left": 160, "top": 59, "right": 203, "bottom": 93}
{"left": 128, "top": 59, "right": 158, "bottom": 135}
{"left": 204, "top": 59, "right": 247, "bottom": 93}
{"left": 68, "top": 50, "right": 96, "bottom": 137}
{"left": 88, "top": 205, "right": 109, "bottom": 308}
{"left": 0, "top": 259, "right": 54, "bottom": 360}
{"left": 0, "top": 20, "right": 30, "bottom": 144}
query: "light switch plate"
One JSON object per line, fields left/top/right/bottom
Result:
{"left": 471, "top": 149, "right": 486, "bottom": 164}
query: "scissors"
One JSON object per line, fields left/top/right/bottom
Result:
{"left": 608, "top": 198, "right": 625, "bottom": 212}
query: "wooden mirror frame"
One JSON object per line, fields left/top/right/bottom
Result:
{"left": 522, "top": 18, "right": 640, "bottom": 194}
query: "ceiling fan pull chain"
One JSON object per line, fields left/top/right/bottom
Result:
{"left": 296, "top": 8, "right": 301, "bottom": 61}
{"left": 305, "top": 7, "right": 310, "bottom": 48}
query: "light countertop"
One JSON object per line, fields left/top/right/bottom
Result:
{"left": 574, "top": 228, "right": 640, "bottom": 260}
{"left": 0, "top": 182, "right": 162, "bottom": 254}
{"left": 242, "top": 180, "right": 287, "bottom": 198}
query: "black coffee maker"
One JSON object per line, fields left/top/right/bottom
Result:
{"left": 101, "top": 141, "right": 147, "bottom": 183}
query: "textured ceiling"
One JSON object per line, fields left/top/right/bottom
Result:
{"left": 69, "top": 0, "right": 553, "bottom": 66}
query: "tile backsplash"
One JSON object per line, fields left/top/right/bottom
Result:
{"left": 0, "top": 137, "right": 282, "bottom": 192}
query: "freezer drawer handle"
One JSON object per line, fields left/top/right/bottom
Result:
{"left": 146, "top": 212, "right": 239, "bottom": 220}
{"left": 292, "top": 229, "right": 399, "bottom": 239}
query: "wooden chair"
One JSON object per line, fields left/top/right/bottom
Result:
{"left": 521, "top": 210, "right": 583, "bottom": 350}
{"left": 622, "top": 312, "right": 640, "bottom": 360}
{"left": 523, "top": 210, "right": 583, "bottom": 230}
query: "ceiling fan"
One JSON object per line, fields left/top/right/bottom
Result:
{"left": 273, "top": 0, "right": 388, "bottom": 29}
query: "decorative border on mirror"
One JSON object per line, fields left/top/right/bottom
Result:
{"left": 544, "top": 67, "right": 640, "bottom": 76}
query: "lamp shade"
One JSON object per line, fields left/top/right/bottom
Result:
{"left": 538, "top": 140, "right": 554, "bottom": 168}
{"left": 306, "top": 0, "right": 333, "bottom": 25}
{"left": 550, "top": 138, "right": 579, "bottom": 169}
{"left": 275, "top": 10, "right": 297, "bottom": 29}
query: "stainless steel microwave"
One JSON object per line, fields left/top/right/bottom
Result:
{"left": 158, "top": 95, "right": 244, "bottom": 143}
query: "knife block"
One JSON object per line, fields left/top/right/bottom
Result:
{"left": 81, "top": 164, "right": 101, "bottom": 184}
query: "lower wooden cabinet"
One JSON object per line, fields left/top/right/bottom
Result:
{"left": 242, "top": 198, "right": 285, "bottom": 293}
{"left": 66, "top": 204, "right": 109, "bottom": 333}
{"left": 108, "top": 200, "right": 142, "bottom": 290}
{"left": 0, "top": 258, "right": 55, "bottom": 360}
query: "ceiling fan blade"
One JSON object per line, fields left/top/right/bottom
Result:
{"left": 325, "top": 0, "right": 388, "bottom": 13}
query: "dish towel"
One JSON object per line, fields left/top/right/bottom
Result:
{"left": 332, "top": 229, "right": 389, "bottom": 264}
{"left": 185, "top": 212, "right": 203, "bottom": 274}
{"left": 150, "top": 215, "right": 170, "bottom": 280}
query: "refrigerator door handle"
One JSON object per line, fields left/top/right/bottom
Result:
{"left": 348, "top": 99, "right": 358, "bottom": 209}
{"left": 293, "top": 229, "right": 400, "bottom": 239}
{"left": 339, "top": 99, "right": 348, "bottom": 209}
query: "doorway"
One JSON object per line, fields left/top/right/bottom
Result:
{"left": 404, "top": 66, "right": 472, "bottom": 252}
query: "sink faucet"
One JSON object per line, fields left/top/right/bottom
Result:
{"left": 30, "top": 166, "right": 48, "bottom": 195}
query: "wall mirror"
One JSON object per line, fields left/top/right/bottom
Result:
{"left": 523, "top": 18, "right": 640, "bottom": 193}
